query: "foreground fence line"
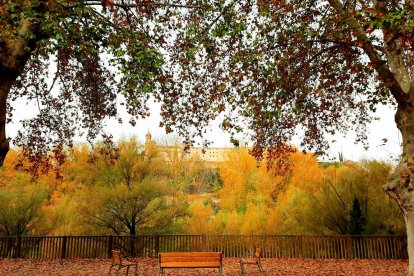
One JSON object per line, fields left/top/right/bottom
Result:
{"left": 0, "top": 235, "right": 407, "bottom": 260}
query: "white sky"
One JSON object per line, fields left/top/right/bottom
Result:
{"left": 9, "top": 98, "right": 401, "bottom": 163}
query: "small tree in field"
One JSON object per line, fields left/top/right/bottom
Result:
{"left": 278, "top": 161, "right": 405, "bottom": 235}
{"left": 0, "top": 176, "right": 49, "bottom": 236}
{"left": 77, "top": 138, "right": 187, "bottom": 236}
{"left": 349, "top": 197, "right": 365, "bottom": 235}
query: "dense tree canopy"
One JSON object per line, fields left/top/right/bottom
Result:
{"left": 2, "top": 1, "right": 413, "bottom": 168}
{"left": 1, "top": 1, "right": 412, "bottom": 169}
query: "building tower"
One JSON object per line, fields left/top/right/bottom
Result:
{"left": 145, "top": 131, "right": 152, "bottom": 144}
{"left": 144, "top": 131, "right": 152, "bottom": 159}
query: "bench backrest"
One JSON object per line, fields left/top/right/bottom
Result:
{"left": 254, "top": 247, "right": 262, "bottom": 258}
{"left": 159, "top": 252, "right": 222, "bottom": 264}
{"left": 111, "top": 250, "right": 122, "bottom": 265}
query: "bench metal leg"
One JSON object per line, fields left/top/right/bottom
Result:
{"left": 108, "top": 264, "right": 114, "bottom": 276}
{"left": 220, "top": 266, "right": 223, "bottom": 276}
{"left": 116, "top": 266, "right": 121, "bottom": 276}
{"left": 240, "top": 262, "right": 246, "bottom": 276}
{"left": 258, "top": 263, "right": 264, "bottom": 275}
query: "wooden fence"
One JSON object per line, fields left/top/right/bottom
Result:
{"left": 0, "top": 235, "right": 407, "bottom": 259}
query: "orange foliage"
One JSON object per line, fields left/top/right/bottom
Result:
{"left": 277, "top": 152, "right": 323, "bottom": 208}
{"left": 188, "top": 202, "right": 216, "bottom": 234}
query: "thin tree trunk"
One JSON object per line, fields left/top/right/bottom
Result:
{"left": 129, "top": 218, "right": 136, "bottom": 257}
{"left": 384, "top": 103, "right": 414, "bottom": 275}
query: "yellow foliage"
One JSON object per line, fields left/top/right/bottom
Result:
{"left": 277, "top": 152, "right": 323, "bottom": 208}
{"left": 218, "top": 148, "right": 282, "bottom": 211}
{"left": 222, "top": 211, "right": 243, "bottom": 234}
{"left": 186, "top": 148, "right": 286, "bottom": 235}
{"left": 188, "top": 202, "right": 216, "bottom": 234}
{"left": 289, "top": 152, "right": 324, "bottom": 190}
{"left": 239, "top": 203, "right": 268, "bottom": 234}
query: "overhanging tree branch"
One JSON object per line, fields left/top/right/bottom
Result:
{"left": 328, "top": 0, "right": 408, "bottom": 105}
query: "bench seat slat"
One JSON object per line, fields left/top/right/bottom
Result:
{"left": 161, "top": 256, "right": 220, "bottom": 263}
{"left": 160, "top": 252, "right": 221, "bottom": 257}
{"left": 160, "top": 261, "right": 221, "bottom": 268}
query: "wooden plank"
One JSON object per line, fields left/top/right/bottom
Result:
{"left": 161, "top": 256, "right": 221, "bottom": 263}
{"left": 380, "top": 237, "right": 385, "bottom": 259}
{"left": 341, "top": 237, "right": 346, "bottom": 258}
{"left": 44, "top": 238, "right": 49, "bottom": 259}
{"left": 354, "top": 237, "right": 360, "bottom": 259}
{"left": 396, "top": 236, "right": 401, "bottom": 259}
{"left": 336, "top": 237, "right": 340, "bottom": 258}
{"left": 329, "top": 236, "right": 333, "bottom": 258}
{"left": 160, "top": 252, "right": 221, "bottom": 257}
{"left": 160, "top": 262, "right": 221, "bottom": 268}
{"left": 384, "top": 237, "right": 390, "bottom": 259}
{"left": 51, "top": 238, "right": 56, "bottom": 259}
{"left": 79, "top": 237, "right": 83, "bottom": 258}
{"left": 383, "top": 237, "right": 389, "bottom": 259}
{"left": 374, "top": 238, "right": 379, "bottom": 259}
{"left": 379, "top": 237, "right": 385, "bottom": 259}
{"left": 43, "top": 238, "right": 48, "bottom": 259}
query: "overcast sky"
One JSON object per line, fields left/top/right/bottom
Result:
{"left": 9, "top": 97, "right": 401, "bottom": 163}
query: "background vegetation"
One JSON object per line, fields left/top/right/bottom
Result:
{"left": 0, "top": 136, "right": 405, "bottom": 237}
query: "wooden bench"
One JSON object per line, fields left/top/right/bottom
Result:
{"left": 158, "top": 252, "right": 223, "bottom": 276}
{"left": 240, "top": 246, "right": 264, "bottom": 275}
{"left": 108, "top": 250, "right": 138, "bottom": 276}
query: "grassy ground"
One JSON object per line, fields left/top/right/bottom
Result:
{"left": 0, "top": 258, "right": 407, "bottom": 275}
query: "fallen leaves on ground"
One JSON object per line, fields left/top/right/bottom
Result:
{"left": 0, "top": 258, "right": 407, "bottom": 275}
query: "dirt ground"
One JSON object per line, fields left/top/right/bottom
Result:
{"left": 0, "top": 258, "right": 408, "bottom": 276}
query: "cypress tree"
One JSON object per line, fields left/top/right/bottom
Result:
{"left": 349, "top": 196, "right": 365, "bottom": 235}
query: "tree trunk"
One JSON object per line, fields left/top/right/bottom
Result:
{"left": 384, "top": 103, "right": 414, "bottom": 275}
{"left": 406, "top": 212, "right": 414, "bottom": 275}
{"left": 129, "top": 218, "right": 136, "bottom": 257}
{"left": 0, "top": 76, "right": 12, "bottom": 166}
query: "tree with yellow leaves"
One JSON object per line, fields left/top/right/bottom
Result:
{"left": 71, "top": 138, "right": 188, "bottom": 236}
{"left": 278, "top": 160, "right": 405, "bottom": 235}
{"left": 188, "top": 148, "right": 284, "bottom": 234}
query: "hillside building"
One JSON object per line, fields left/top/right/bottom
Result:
{"left": 144, "top": 132, "right": 231, "bottom": 168}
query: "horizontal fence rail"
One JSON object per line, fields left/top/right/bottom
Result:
{"left": 0, "top": 235, "right": 407, "bottom": 260}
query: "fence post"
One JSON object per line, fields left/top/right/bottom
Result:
{"left": 202, "top": 235, "right": 206, "bottom": 251}
{"left": 107, "top": 236, "right": 113, "bottom": 258}
{"left": 6, "top": 237, "right": 13, "bottom": 258}
{"left": 15, "top": 236, "right": 22, "bottom": 258}
{"left": 61, "top": 236, "right": 67, "bottom": 259}
{"left": 155, "top": 235, "right": 160, "bottom": 257}
{"left": 347, "top": 236, "right": 353, "bottom": 258}
{"left": 129, "top": 236, "right": 135, "bottom": 257}
{"left": 299, "top": 235, "right": 303, "bottom": 258}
